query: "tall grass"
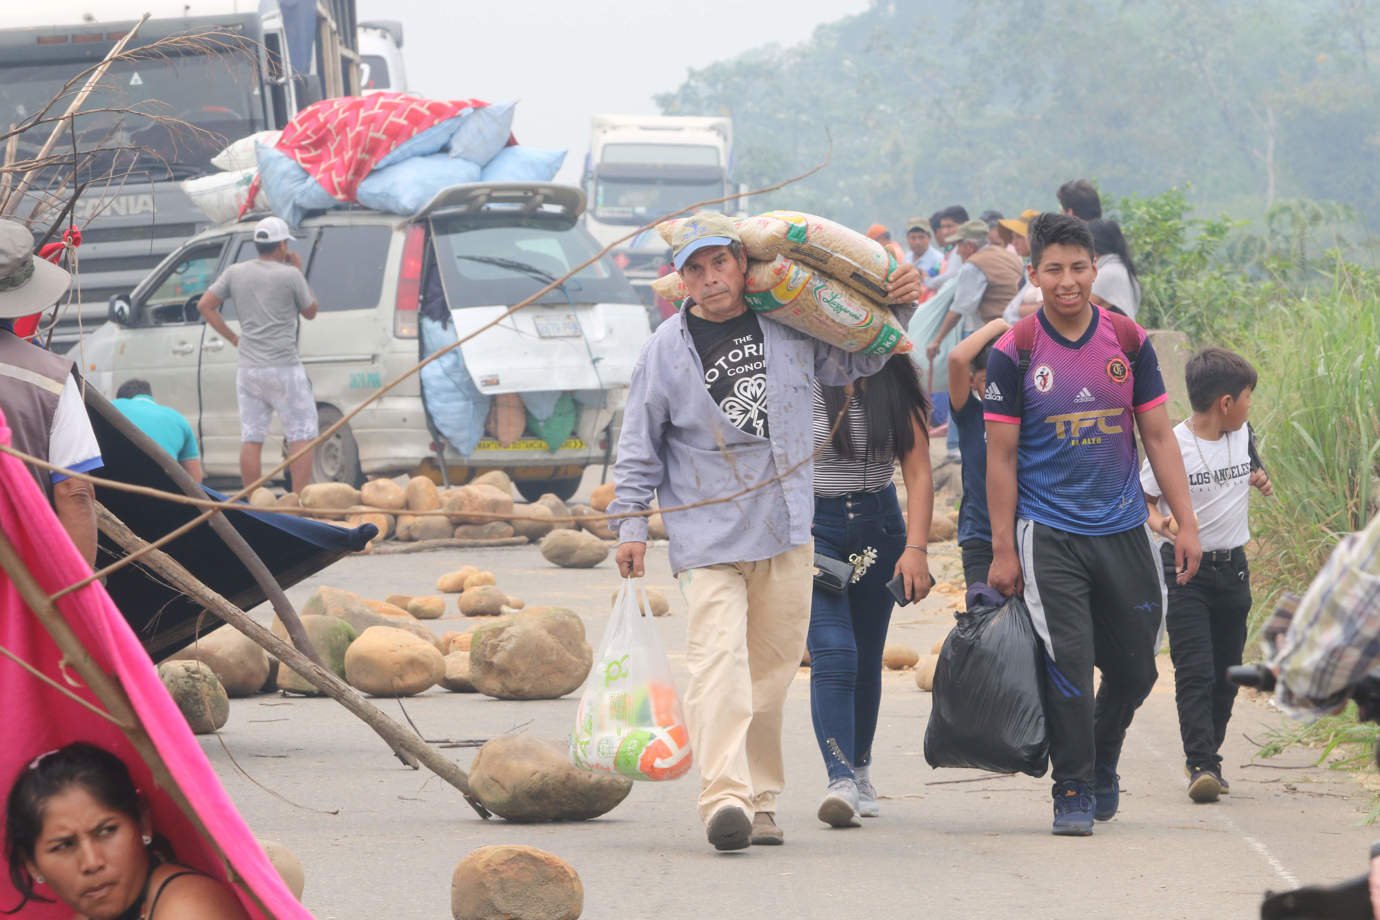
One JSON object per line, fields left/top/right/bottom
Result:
{"left": 1230, "top": 264, "right": 1380, "bottom": 631}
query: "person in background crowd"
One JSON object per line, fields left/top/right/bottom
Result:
{"left": 866, "top": 224, "right": 907, "bottom": 265}
{"left": 905, "top": 217, "right": 942, "bottom": 304}
{"left": 980, "top": 210, "right": 1006, "bottom": 248}
{"left": 1058, "top": 179, "right": 1102, "bottom": 221}
{"left": 945, "top": 318, "right": 1008, "bottom": 587}
{"left": 1141, "top": 348, "right": 1271, "bottom": 803}
{"left": 983, "top": 213, "right": 1200, "bottom": 837}
{"left": 925, "top": 220, "right": 1024, "bottom": 364}
{"left": 4, "top": 742, "right": 250, "bottom": 919}
{"left": 926, "top": 205, "right": 971, "bottom": 292}
{"left": 808, "top": 356, "right": 932, "bottom": 828}
{"left": 112, "top": 380, "right": 204, "bottom": 484}
{"left": 1001, "top": 210, "right": 1043, "bottom": 322}
{"left": 609, "top": 212, "right": 921, "bottom": 852}
{"left": 0, "top": 219, "right": 100, "bottom": 566}
{"left": 1088, "top": 218, "right": 1143, "bottom": 320}
{"left": 198, "top": 216, "right": 319, "bottom": 495}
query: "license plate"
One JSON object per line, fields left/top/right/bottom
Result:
{"left": 534, "top": 314, "right": 582, "bottom": 338}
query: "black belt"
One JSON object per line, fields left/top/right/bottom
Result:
{"left": 1163, "top": 544, "right": 1244, "bottom": 564}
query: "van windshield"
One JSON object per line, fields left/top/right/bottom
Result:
{"left": 430, "top": 221, "right": 639, "bottom": 308}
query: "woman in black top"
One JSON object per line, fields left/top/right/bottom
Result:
{"left": 808, "top": 355, "right": 933, "bottom": 828}
{"left": 5, "top": 743, "right": 249, "bottom": 919}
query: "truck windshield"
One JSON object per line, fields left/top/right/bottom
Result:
{"left": 0, "top": 50, "right": 264, "bottom": 182}
{"left": 430, "top": 221, "right": 640, "bottom": 308}
{"left": 591, "top": 177, "right": 724, "bottom": 224}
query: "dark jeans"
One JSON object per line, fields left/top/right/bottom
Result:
{"left": 1020, "top": 521, "right": 1165, "bottom": 786}
{"left": 808, "top": 484, "right": 906, "bottom": 781}
{"left": 960, "top": 539, "right": 994, "bottom": 589}
{"left": 1162, "top": 544, "right": 1251, "bottom": 770}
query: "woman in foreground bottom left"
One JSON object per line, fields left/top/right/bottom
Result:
{"left": 4, "top": 742, "right": 250, "bottom": 920}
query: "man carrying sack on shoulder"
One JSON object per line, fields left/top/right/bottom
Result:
{"left": 609, "top": 212, "right": 920, "bottom": 852}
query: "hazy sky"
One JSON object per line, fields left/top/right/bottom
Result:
{"left": 354, "top": 0, "right": 871, "bottom": 183}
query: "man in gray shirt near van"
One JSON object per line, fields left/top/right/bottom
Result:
{"left": 199, "top": 216, "right": 319, "bottom": 493}
{"left": 610, "top": 212, "right": 919, "bottom": 852}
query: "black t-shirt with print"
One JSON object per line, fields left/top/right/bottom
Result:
{"left": 685, "top": 309, "right": 770, "bottom": 439}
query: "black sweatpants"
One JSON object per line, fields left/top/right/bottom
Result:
{"left": 1161, "top": 544, "right": 1251, "bottom": 770}
{"left": 960, "top": 539, "right": 994, "bottom": 589}
{"left": 1018, "top": 520, "right": 1167, "bottom": 786}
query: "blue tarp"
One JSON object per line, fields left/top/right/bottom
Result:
{"left": 419, "top": 315, "right": 489, "bottom": 456}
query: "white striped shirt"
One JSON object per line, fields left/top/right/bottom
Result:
{"left": 811, "top": 382, "right": 896, "bottom": 497}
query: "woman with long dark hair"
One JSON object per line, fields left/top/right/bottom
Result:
{"left": 1088, "top": 218, "right": 1142, "bottom": 319}
{"left": 808, "top": 355, "right": 933, "bottom": 829}
{"left": 5, "top": 742, "right": 249, "bottom": 919}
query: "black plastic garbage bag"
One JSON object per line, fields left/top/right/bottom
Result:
{"left": 924, "top": 594, "right": 1049, "bottom": 777}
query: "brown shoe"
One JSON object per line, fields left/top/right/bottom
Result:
{"left": 706, "top": 806, "right": 752, "bottom": 851}
{"left": 751, "top": 811, "right": 784, "bottom": 846}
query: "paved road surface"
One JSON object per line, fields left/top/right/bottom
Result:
{"left": 205, "top": 538, "right": 1376, "bottom": 920}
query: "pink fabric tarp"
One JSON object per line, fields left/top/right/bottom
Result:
{"left": 0, "top": 409, "right": 310, "bottom": 919}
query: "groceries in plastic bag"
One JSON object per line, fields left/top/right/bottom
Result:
{"left": 570, "top": 581, "right": 693, "bottom": 781}
{"left": 924, "top": 594, "right": 1049, "bottom": 777}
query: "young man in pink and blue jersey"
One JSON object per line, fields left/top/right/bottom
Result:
{"left": 982, "top": 213, "right": 1201, "bottom": 836}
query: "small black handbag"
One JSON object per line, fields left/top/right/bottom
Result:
{"left": 812, "top": 552, "right": 855, "bottom": 595}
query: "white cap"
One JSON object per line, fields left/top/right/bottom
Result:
{"left": 253, "top": 216, "right": 296, "bottom": 243}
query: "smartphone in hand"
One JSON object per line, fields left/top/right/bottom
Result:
{"left": 886, "top": 572, "right": 937, "bottom": 606}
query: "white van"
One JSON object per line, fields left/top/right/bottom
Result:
{"left": 357, "top": 20, "right": 407, "bottom": 94}
{"left": 103, "top": 184, "right": 650, "bottom": 500}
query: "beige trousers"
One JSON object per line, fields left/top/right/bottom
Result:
{"left": 677, "top": 541, "right": 813, "bottom": 824}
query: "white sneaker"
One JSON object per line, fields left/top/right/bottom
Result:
{"left": 817, "top": 778, "right": 861, "bottom": 828}
{"left": 855, "top": 765, "right": 880, "bottom": 818}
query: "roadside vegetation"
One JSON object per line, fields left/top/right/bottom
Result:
{"left": 1116, "top": 189, "right": 1380, "bottom": 783}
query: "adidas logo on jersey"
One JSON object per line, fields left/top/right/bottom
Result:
{"left": 984, "top": 381, "right": 1003, "bottom": 401}
{"left": 1074, "top": 387, "right": 1096, "bottom": 403}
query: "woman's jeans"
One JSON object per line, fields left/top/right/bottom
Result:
{"left": 808, "top": 483, "right": 906, "bottom": 782}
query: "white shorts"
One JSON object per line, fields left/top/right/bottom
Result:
{"left": 236, "top": 365, "right": 319, "bottom": 443}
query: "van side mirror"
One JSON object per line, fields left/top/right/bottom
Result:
{"left": 108, "top": 294, "right": 132, "bottom": 325}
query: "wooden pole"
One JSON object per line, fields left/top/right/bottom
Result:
{"left": 1, "top": 15, "right": 149, "bottom": 217}
{"left": 96, "top": 504, "right": 491, "bottom": 819}
{"left": 85, "top": 390, "right": 326, "bottom": 670}
{"left": 0, "top": 526, "right": 274, "bottom": 917}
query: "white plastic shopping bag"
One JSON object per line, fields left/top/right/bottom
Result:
{"left": 569, "top": 579, "right": 693, "bottom": 781}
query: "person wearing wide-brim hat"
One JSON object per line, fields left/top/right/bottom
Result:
{"left": 0, "top": 217, "right": 102, "bottom": 565}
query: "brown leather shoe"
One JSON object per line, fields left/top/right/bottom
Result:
{"left": 751, "top": 811, "right": 784, "bottom": 846}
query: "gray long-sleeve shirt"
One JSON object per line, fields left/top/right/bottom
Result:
{"left": 609, "top": 302, "right": 917, "bottom": 573}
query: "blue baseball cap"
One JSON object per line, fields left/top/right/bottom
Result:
{"left": 667, "top": 212, "right": 741, "bottom": 270}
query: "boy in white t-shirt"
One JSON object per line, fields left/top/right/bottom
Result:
{"left": 1140, "top": 347, "right": 1272, "bottom": 804}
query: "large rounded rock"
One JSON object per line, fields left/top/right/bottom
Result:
{"left": 929, "top": 513, "right": 957, "bottom": 543}
{"left": 454, "top": 522, "right": 515, "bottom": 540}
{"left": 590, "top": 481, "right": 615, "bottom": 512}
{"left": 469, "top": 735, "right": 631, "bottom": 822}
{"left": 451, "top": 846, "right": 582, "bottom": 920}
{"left": 304, "top": 586, "right": 441, "bottom": 651}
{"left": 883, "top": 644, "right": 919, "bottom": 670}
{"left": 458, "top": 585, "right": 508, "bottom": 617}
{"left": 569, "top": 504, "right": 616, "bottom": 541}
{"left": 249, "top": 487, "right": 277, "bottom": 508}
{"left": 170, "top": 626, "right": 269, "bottom": 698}
{"left": 507, "top": 504, "right": 553, "bottom": 543}
{"left": 258, "top": 839, "right": 305, "bottom": 900}
{"left": 445, "top": 485, "right": 515, "bottom": 526}
{"left": 361, "top": 478, "right": 407, "bottom": 511}
{"left": 535, "top": 493, "right": 576, "bottom": 531}
{"left": 470, "top": 470, "right": 514, "bottom": 495}
{"left": 407, "top": 596, "right": 446, "bottom": 620}
{"left": 273, "top": 614, "right": 356, "bottom": 695}
{"left": 539, "top": 530, "right": 609, "bottom": 569}
{"left": 300, "top": 483, "right": 361, "bottom": 514}
{"left": 364, "top": 598, "right": 410, "bottom": 619}
{"left": 346, "top": 512, "right": 394, "bottom": 541}
{"left": 442, "top": 631, "right": 474, "bottom": 654}
{"left": 469, "top": 608, "right": 592, "bottom": 700}
{"left": 914, "top": 655, "right": 939, "bottom": 691}
{"left": 437, "top": 566, "right": 479, "bottom": 593}
{"left": 275, "top": 492, "right": 302, "bottom": 510}
{"left": 157, "top": 660, "right": 229, "bottom": 734}
{"left": 408, "top": 513, "right": 457, "bottom": 542}
{"left": 441, "top": 651, "right": 476, "bottom": 692}
{"left": 405, "top": 475, "right": 442, "bottom": 511}
{"left": 345, "top": 626, "right": 446, "bottom": 697}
